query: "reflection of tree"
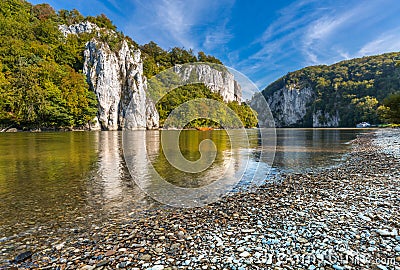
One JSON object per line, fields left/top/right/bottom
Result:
{"left": 0, "top": 132, "right": 98, "bottom": 235}
{"left": 150, "top": 130, "right": 233, "bottom": 188}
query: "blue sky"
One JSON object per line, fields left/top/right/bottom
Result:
{"left": 29, "top": 0, "right": 400, "bottom": 89}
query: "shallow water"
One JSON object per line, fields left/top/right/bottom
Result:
{"left": 0, "top": 129, "right": 370, "bottom": 245}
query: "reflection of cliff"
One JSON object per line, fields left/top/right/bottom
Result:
{"left": 97, "top": 131, "right": 123, "bottom": 200}
{"left": 92, "top": 131, "right": 156, "bottom": 211}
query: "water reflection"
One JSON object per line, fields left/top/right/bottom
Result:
{"left": 0, "top": 132, "right": 98, "bottom": 237}
{"left": 123, "top": 130, "right": 258, "bottom": 207}
{"left": 0, "top": 129, "right": 367, "bottom": 240}
{"left": 273, "top": 129, "right": 362, "bottom": 172}
{"left": 98, "top": 131, "right": 123, "bottom": 200}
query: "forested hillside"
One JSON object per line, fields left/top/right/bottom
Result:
{"left": 0, "top": 0, "right": 242, "bottom": 130}
{"left": 261, "top": 52, "right": 400, "bottom": 127}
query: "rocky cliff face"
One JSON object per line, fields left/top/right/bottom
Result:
{"left": 173, "top": 64, "right": 242, "bottom": 103}
{"left": 312, "top": 110, "right": 340, "bottom": 127}
{"left": 252, "top": 85, "right": 341, "bottom": 127}
{"left": 59, "top": 21, "right": 100, "bottom": 37}
{"left": 60, "top": 22, "right": 159, "bottom": 130}
{"left": 264, "top": 86, "right": 314, "bottom": 127}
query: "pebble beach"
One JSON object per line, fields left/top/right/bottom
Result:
{"left": 2, "top": 129, "right": 400, "bottom": 270}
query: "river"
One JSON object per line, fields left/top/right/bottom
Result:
{"left": 0, "top": 128, "right": 370, "bottom": 259}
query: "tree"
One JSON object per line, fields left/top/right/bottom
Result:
{"left": 352, "top": 96, "right": 379, "bottom": 123}
{"left": 198, "top": 51, "right": 223, "bottom": 64}
{"left": 32, "top": 4, "right": 56, "bottom": 20}
{"left": 378, "top": 93, "right": 400, "bottom": 124}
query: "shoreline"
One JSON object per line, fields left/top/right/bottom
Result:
{"left": 1, "top": 126, "right": 394, "bottom": 133}
{"left": 3, "top": 129, "right": 400, "bottom": 269}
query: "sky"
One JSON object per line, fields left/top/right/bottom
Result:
{"left": 29, "top": 0, "right": 400, "bottom": 90}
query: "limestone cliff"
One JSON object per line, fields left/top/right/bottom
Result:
{"left": 312, "top": 110, "right": 340, "bottom": 127}
{"left": 60, "top": 22, "right": 242, "bottom": 130}
{"left": 60, "top": 21, "right": 159, "bottom": 130}
{"left": 251, "top": 85, "right": 340, "bottom": 127}
{"left": 173, "top": 64, "right": 242, "bottom": 103}
{"left": 265, "top": 86, "right": 314, "bottom": 127}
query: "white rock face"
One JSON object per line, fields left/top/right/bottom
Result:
{"left": 58, "top": 21, "right": 100, "bottom": 37}
{"left": 83, "top": 39, "right": 159, "bottom": 130}
{"left": 252, "top": 85, "right": 342, "bottom": 127}
{"left": 173, "top": 64, "right": 241, "bottom": 103}
{"left": 266, "top": 86, "right": 314, "bottom": 127}
{"left": 313, "top": 110, "right": 340, "bottom": 127}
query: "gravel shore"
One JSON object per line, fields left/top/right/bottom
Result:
{"left": 3, "top": 129, "right": 400, "bottom": 270}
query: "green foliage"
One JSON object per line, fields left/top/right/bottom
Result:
{"left": 86, "top": 14, "right": 116, "bottom": 31}
{"left": 156, "top": 83, "right": 257, "bottom": 128}
{"left": 58, "top": 9, "right": 84, "bottom": 25}
{"left": 227, "top": 101, "right": 258, "bottom": 128}
{"left": 378, "top": 92, "right": 400, "bottom": 124}
{"left": 263, "top": 52, "right": 400, "bottom": 127}
{"left": 197, "top": 51, "right": 222, "bottom": 64}
{"left": 351, "top": 96, "right": 379, "bottom": 123}
{"left": 140, "top": 42, "right": 223, "bottom": 78}
{"left": 0, "top": 0, "right": 227, "bottom": 130}
{"left": 0, "top": 0, "right": 97, "bottom": 129}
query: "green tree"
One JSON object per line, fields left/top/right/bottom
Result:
{"left": 378, "top": 93, "right": 400, "bottom": 124}
{"left": 351, "top": 96, "right": 379, "bottom": 123}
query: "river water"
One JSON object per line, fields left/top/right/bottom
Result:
{"left": 0, "top": 128, "right": 370, "bottom": 258}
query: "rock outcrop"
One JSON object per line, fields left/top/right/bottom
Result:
{"left": 312, "top": 110, "right": 340, "bottom": 127}
{"left": 58, "top": 21, "right": 100, "bottom": 37}
{"left": 252, "top": 85, "right": 341, "bottom": 128}
{"left": 256, "top": 86, "right": 314, "bottom": 127}
{"left": 83, "top": 39, "right": 158, "bottom": 130}
{"left": 173, "top": 64, "right": 242, "bottom": 103}
{"left": 60, "top": 22, "right": 159, "bottom": 130}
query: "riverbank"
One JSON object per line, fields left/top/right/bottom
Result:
{"left": 3, "top": 129, "right": 400, "bottom": 269}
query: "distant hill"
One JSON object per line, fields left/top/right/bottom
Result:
{"left": 255, "top": 52, "right": 400, "bottom": 127}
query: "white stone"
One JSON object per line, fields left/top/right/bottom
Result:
{"left": 58, "top": 21, "right": 100, "bottom": 37}
{"left": 173, "top": 64, "right": 241, "bottom": 103}
{"left": 239, "top": 251, "right": 251, "bottom": 257}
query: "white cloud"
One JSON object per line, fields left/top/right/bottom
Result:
{"left": 358, "top": 28, "right": 400, "bottom": 56}
{"left": 231, "top": 0, "right": 400, "bottom": 89}
{"left": 124, "top": 0, "right": 234, "bottom": 51}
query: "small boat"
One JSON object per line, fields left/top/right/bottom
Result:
{"left": 356, "top": 122, "right": 371, "bottom": 128}
{"left": 196, "top": 127, "right": 214, "bottom": 131}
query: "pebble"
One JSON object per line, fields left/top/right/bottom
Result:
{"left": 376, "top": 265, "right": 388, "bottom": 270}
{"left": 79, "top": 265, "right": 95, "bottom": 270}
{"left": 14, "top": 251, "right": 33, "bottom": 262}
{"left": 105, "top": 250, "right": 116, "bottom": 256}
{"left": 332, "top": 265, "right": 344, "bottom": 270}
{"left": 376, "top": 229, "right": 396, "bottom": 237}
{"left": 55, "top": 243, "right": 64, "bottom": 251}
{"left": 141, "top": 254, "right": 152, "bottom": 261}
{"left": 96, "top": 260, "right": 109, "bottom": 267}
{"left": 297, "top": 237, "right": 308, "bottom": 243}
{"left": 239, "top": 251, "right": 251, "bottom": 258}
